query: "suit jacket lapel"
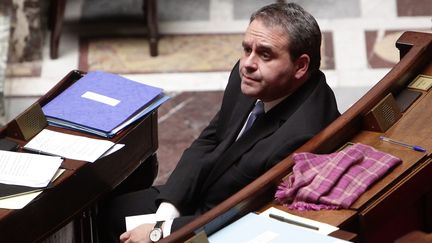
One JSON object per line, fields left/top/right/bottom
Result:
{"left": 201, "top": 108, "right": 285, "bottom": 193}
{"left": 200, "top": 77, "right": 320, "bottom": 193}
{"left": 222, "top": 94, "right": 256, "bottom": 146}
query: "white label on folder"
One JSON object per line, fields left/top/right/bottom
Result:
{"left": 81, "top": 91, "right": 120, "bottom": 106}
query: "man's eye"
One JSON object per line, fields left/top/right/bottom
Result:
{"left": 243, "top": 47, "right": 251, "bottom": 54}
{"left": 261, "top": 52, "right": 271, "bottom": 60}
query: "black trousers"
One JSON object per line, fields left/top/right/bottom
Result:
{"left": 97, "top": 186, "right": 160, "bottom": 243}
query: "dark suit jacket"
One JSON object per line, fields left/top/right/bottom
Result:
{"left": 156, "top": 61, "right": 340, "bottom": 229}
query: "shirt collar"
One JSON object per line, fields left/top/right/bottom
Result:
{"left": 261, "top": 94, "right": 290, "bottom": 113}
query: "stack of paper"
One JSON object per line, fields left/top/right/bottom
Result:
{"left": 42, "top": 71, "right": 169, "bottom": 138}
{"left": 0, "top": 150, "right": 62, "bottom": 199}
{"left": 0, "top": 169, "right": 65, "bottom": 210}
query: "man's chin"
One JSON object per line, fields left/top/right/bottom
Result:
{"left": 240, "top": 85, "right": 259, "bottom": 98}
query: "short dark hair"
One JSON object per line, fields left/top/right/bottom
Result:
{"left": 250, "top": 2, "right": 322, "bottom": 73}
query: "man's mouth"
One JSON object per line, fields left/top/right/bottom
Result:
{"left": 241, "top": 73, "right": 259, "bottom": 82}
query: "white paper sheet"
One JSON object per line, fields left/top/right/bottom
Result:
{"left": 0, "top": 168, "right": 65, "bottom": 209}
{"left": 125, "top": 213, "right": 156, "bottom": 231}
{"left": 0, "top": 150, "right": 62, "bottom": 187}
{"left": 100, "top": 144, "right": 125, "bottom": 158}
{"left": 24, "top": 129, "right": 116, "bottom": 163}
{"left": 0, "top": 190, "right": 43, "bottom": 209}
{"left": 209, "top": 212, "right": 349, "bottom": 243}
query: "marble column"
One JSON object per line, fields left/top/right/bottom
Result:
{"left": 0, "top": 0, "right": 12, "bottom": 119}
{"left": 8, "top": 0, "right": 43, "bottom": 63}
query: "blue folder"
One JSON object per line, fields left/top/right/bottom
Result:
{"left": 42, "top": 71, "right": 168, "bottom": 137}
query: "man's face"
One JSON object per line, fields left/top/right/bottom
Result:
{"left": 239, "top": 20, "right": 300, "bottom": 102}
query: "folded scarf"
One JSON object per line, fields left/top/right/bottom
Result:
{"left": 275, "top": 143, "right": 402, "bottom": 210}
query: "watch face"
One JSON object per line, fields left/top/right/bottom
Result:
{"left": 149, "top": 228, "right": 162, "bottom": 242}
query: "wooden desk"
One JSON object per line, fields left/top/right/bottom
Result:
{"left": 0, "top": 70, "right": 159, "bottom": 242}
{"left": 395, "top": 230, "right": 432, "bottom": 243}
{"left": 160, "top": 31, "right": 432, "bottom": 243}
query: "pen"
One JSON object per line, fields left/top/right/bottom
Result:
{"left": 379, "top": 136, "right": 426, "bottom": 152}
{"left": 269, "top": 213, "right": 319, "bottom": 231}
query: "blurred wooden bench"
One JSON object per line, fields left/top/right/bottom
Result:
{"left": 48, "top": 0, "right": 158, "bottom": 59}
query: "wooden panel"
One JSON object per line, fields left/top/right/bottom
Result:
{"left": 358, "top": 159, "right": 432, "bottom": 242}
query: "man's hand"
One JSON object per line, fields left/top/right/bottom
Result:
{"left": 120, "top": 223, "right": 154, "bottom": 243}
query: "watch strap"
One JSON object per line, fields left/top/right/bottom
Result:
{"left": 149, "top": 221, "right": 164, "bottom": 242}
{"left": 154, "top": 220, "right": 164, "bottom": 229}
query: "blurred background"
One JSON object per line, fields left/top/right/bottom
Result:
{"left": 0, "top": 1, "right": 430, "bottom": 241}
{"left": 0, "top": 0, "right": 431, "bottom": 185}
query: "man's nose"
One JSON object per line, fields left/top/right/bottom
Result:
{"left": 243, "top": 53, "right": 258, "bottom": 71}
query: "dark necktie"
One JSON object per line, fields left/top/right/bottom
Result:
{"left": 242, "top": 100, "right": 265, "bottom": 134}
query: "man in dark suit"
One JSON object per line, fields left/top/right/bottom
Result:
{"left": 99, "top": 2, "right": 340, "bottom": 243}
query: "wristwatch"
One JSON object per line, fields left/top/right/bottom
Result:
{"left": 149, "top": 221, "right": 164, "bottom": 242}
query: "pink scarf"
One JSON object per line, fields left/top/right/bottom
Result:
{"left": 275, "top": 143, "right": 402, "bottom": 210}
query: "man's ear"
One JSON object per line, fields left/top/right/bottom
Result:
{"left": 294, "top": 54, "right": 310, "bottom": 80}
